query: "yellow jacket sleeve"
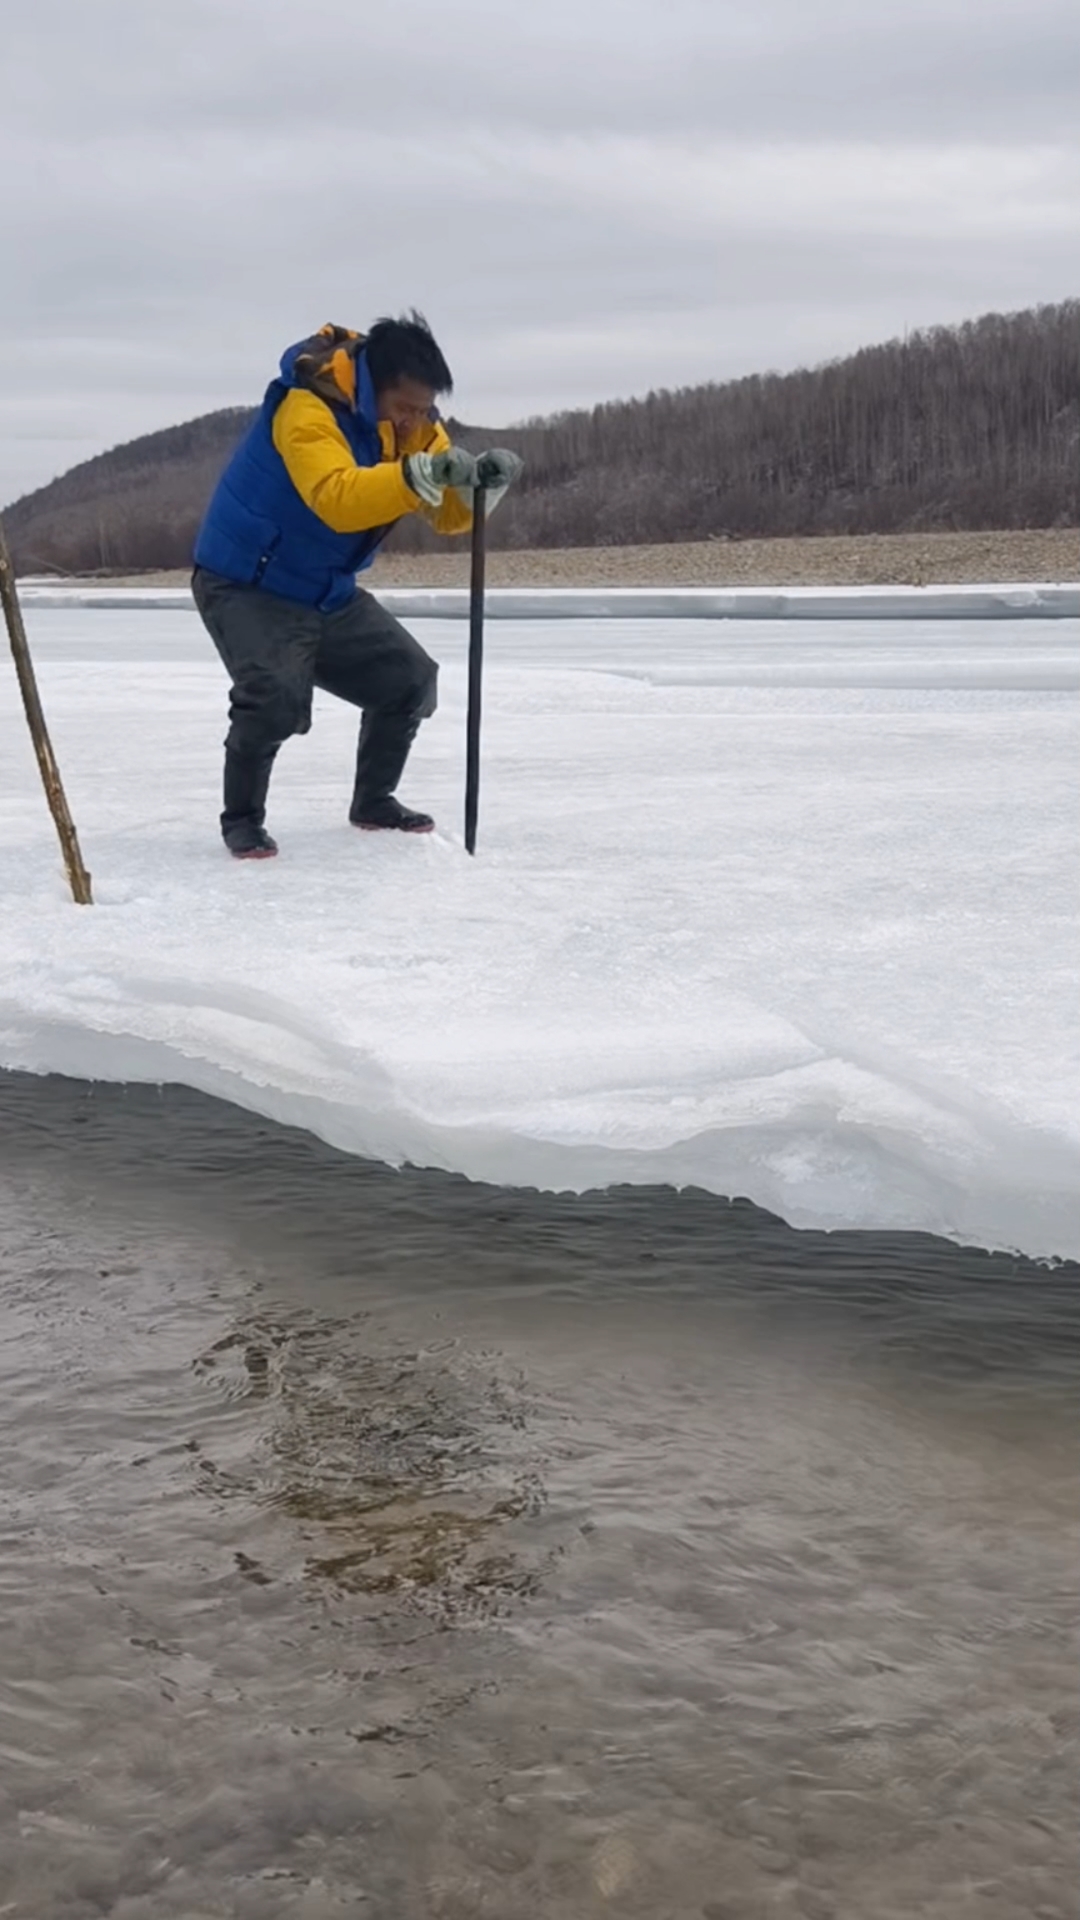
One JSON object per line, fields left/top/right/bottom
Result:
{"left": 272, "top": 388, "right": 422, "bottom": 533}
{"left": 404, "top": 419, "right": 474, "bottom": 538}
{"left": 423, "top": 484, "right": 475, "bottom": 537}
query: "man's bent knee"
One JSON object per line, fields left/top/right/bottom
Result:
{"left": 412, "top": 660, "right": 438, "bottom": 721}
{"left": 229, "top": 674, "right": 311, "bottom": 749}
{"left": 379, "top": 655, "right": 437, "bottom": 723}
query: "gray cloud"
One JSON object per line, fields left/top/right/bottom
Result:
{"left": 1, "top": 0, "right": 1077, "bottom": 501}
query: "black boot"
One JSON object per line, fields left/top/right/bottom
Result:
{"left": 224, "top": 820, "right": 278, "bottom": 859}
{"left": 349, "top": 712, "right": 434, "bottom": 833}
{"left": 222, "top": 747, "right": 279, "bottom": 859}
{"left": 352, "top": 796, "right": 435, "bottom": 834}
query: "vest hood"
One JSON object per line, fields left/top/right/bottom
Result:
{"left": 278, "top": 324, "right": 374, "bottom": 421}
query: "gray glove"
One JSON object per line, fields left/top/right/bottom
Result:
{"left": 475, "top": 448, "right": 524, "bottom": 490}
{"left": 403, "top": 445, "right": 478, "bottom": 506}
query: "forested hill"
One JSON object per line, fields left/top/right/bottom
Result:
{"left": 5, "top": 300, "right": 1077, "bottom": 575}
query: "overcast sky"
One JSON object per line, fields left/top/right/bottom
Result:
{"left": 2, "top": 0, "right": 1077, "bottom": 502}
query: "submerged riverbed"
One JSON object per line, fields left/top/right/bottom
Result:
{"left": 1, "top": 1069, "right": 1077, "bottom": 1919}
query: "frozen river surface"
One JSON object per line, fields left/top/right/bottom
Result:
{"left": 1, "top": 605, "right": 1078, "bottom": 1258}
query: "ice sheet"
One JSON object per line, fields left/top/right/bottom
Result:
{"left": 2, "top": 607, "right": 1078, "bottom": 1259}
{"left": 14, "top": 582, "right": 1080, "bottom": 619}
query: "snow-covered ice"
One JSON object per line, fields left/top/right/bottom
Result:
{"left": 2, "top": 601, "right": 1078, "bottom": 1261}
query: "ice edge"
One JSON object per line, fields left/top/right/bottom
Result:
{"left": 3, "top": 1014, "right": 1077, "bottom": 1266}
{"left": 15, "top": 582, "right": 1080, "bottom": 620}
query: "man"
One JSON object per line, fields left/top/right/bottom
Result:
{"left": 192, "top": 314, "right": 522, "bottom": 858}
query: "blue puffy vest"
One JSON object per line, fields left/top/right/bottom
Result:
{"left": 194, "top": 342, "right": 398, "bottom": 612}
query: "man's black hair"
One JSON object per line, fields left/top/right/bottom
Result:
{"left": 364, "top": 311, "right": 453, "bottom": 395}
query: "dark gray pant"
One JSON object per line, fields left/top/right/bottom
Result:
{"left": 192, "top": 568, "right": 438, "bottom": 835}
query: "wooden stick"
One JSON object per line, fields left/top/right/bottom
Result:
{"left": 0, "top": 516, "right": 93, "bottom": 904}
{"left": 464, "top": 485, "right": 487, "bottom": 856}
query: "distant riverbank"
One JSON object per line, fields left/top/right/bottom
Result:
{"left": 42, "top": 527, "right": 1078, "bottom": 593}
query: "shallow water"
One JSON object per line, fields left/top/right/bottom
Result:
{"left": 0, "top": 1070, "right": 1076, "bottom": 1919}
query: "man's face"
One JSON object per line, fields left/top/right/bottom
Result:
{"left": 376, "top": 376, "right": 438, "bottom": 439}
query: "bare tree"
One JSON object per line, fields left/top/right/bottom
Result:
{"left": 5, "top": 302, "right": 1077, "bottom": 574}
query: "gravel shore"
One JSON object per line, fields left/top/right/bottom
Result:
{"left": 56, "top": 528, "right": 1077, "bottom": 592}
{"left": 371, "top": 527, "right": 1079, "bottom": 589}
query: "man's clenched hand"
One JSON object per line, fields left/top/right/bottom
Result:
{"left": 475, "top": 449, "right": 524, "bottom": 490}
{"left": 403, "top": 446, "right": 478, "bottom": 505}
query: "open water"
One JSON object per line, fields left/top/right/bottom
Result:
{"left": 1, "top": 1069, "right": 1076, "bottom": 1919}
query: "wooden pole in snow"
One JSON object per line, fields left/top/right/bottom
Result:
{"left": 0, "top": 517, "right": 93, "bottom": 905}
